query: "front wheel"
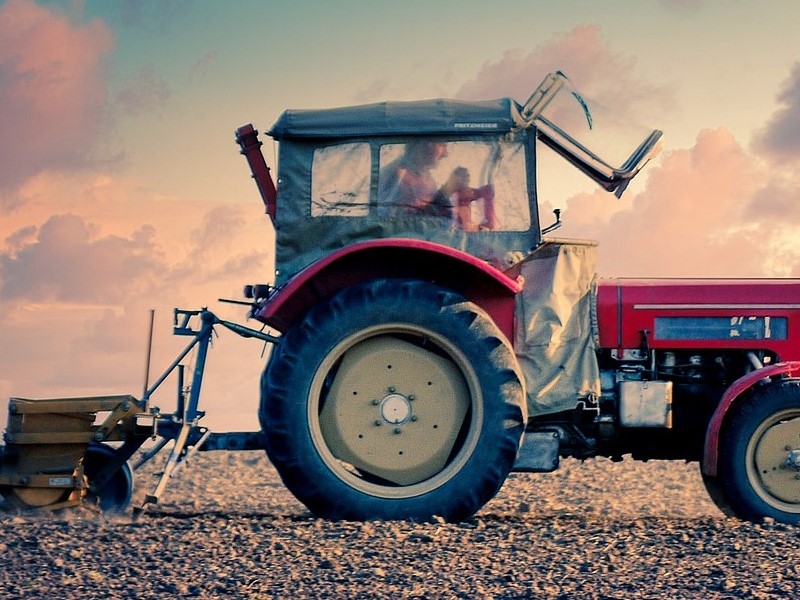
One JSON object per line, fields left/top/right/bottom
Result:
{"left": 260, "top": 279, "right": 526, "bottom": 521}
{"left": 83, "top": 444, "right": 134, "bottom": 512}
{"left": 716, "top": 381, "right": 800, "bottom": 524}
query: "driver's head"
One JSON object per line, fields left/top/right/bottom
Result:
{"left": 405, "top": 140, "right": 448, "bottom": 169}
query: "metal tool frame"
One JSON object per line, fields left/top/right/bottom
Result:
{"left": 1, "top": 308, "right": 279, "bottom": 514}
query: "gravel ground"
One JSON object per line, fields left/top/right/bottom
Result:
{"left": 2, "top": 451, "right": 800, "bottom": 599}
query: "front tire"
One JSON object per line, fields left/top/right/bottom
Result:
{"left": 717, "top": 381, "right": 800, "bottom": 524}
{"left": 83, "top": 444, "right": 134, "bottom": 513}
{"left": 260, "top": 279, "right": 526, "bottom": 521}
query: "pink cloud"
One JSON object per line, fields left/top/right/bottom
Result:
{"left": 456, "top": 25, "right": 671, "bottom": 129}
{"left": 455, "top": 28, "right": 800, "bottom": 279}
{"left": 0, "top": 0, "right": 115, "bottom": 195}
{"left": 0, "top": 181, "right": 272, "bottom": 429}
{"left": 0, "top": 213, "right": 164, "bottom": 302}
{"left": 556, "top": 127, "right": 798, "bottom": 278}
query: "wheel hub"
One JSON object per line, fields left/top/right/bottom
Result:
{"left": 785, "top": 449, "right": 800, "bottom": 471}
{"left": 380, "top": 393, "right": 412, "bottom": 425}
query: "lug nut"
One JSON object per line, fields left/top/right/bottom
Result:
{"left": 372, "top": 399, "right": 380, "bottom": 406}
{"left": 394, "top": 428, "right": 402, "bottom": 434}
{"left": 374, "top": 420, "right": 382, "bottom": 426}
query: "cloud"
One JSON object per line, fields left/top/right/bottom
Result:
{"left": 0, "top": 214, "right": 164, "bottom": 303}
{"left": 555, "top": 126, "right": 800, "bottom": 278}
{"left": 455, "top": 25, "right": 673, "bottom": 167}
{"left": 0, "top": 0, "right": 114, "bottom": 194}
{"left": 742, "top": 171, "right": 800, "bottom": 221}
{"left": 454, "top": 28, "right": 800, "bottom": 279}
{"left": 0, "top": 181, "right": 272, "bottom": 429}
{"left": 753, "top": 63, "right": 800, "bottom": 162}
{"left": 116, "top": 66, "right": 172, "bottom": 116}
{"left": 190, "top": 50, "right": 218, "bottom": 80}
{"left": 456, "top": 25, "right": 670, "bottom": 121}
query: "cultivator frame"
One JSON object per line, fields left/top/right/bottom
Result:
{"left": 0, "top": 308, "right": 277, "bottom": 514}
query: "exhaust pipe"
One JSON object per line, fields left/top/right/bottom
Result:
{"left": 235, "top": 123, "right": 278, "bottom": 220}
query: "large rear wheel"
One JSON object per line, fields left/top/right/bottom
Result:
{"left": 260, "top": 279, "right": 526, "bottom": 521}
{"left": 717, "top": 381, "right": 800, "bottom": 524}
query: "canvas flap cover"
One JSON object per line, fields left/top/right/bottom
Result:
{"left": 514, "top": 240, "right": 601, "bottom": 416}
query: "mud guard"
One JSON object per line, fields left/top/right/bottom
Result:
{"left": 702, "top": 361, "right": 800, "bottom": 477}
{"left": 253, "top": 238, "right": 522, "bottom": 340}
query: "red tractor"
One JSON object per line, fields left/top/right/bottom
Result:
{"left": 3, "top": 73, "right": 798, "bottom": 524}
{"left": 235, "top": 72, "right": 800, "bottom": 524}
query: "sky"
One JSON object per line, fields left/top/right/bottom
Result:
{"left": 2, "top": 0, "right": 800, "bottom": 431}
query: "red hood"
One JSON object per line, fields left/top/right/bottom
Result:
{"left": 596, "top": 278, "right": 800, "bottom": 358}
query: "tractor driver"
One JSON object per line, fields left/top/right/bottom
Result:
{"left": 378, "top": 140, "right": 497, "bottom": 230}
{"left": 378, "top": 140, "right": 452, "bottom": 218}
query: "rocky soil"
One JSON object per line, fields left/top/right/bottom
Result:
{"left": 2, "top": 451, "right": 800, "bottom": 599}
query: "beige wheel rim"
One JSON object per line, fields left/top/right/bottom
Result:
{"left": 747, "top": 409, "right": 800, "bottom": 511}
{"left": 310, "top": 324, "right": 482, "bottom": 499}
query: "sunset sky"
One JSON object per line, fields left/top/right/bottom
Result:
{"left": 2, "top": 0, "right": 800, "bottom": 430}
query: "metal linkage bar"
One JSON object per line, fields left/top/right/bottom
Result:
{"left": 131, "top": 309, "right": 279, "bottom": 515}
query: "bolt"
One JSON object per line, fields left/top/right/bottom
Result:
{"left": 410, "top": 415, "right": 418, "bottom": 422}
{"left": 93, "top": 431, "right": 104, "bottom": 441}
{"left": 394, "top": 428, "right": 402, "bottom": 434}
{"left": 408, "top": 395, "right": 415, "bottom": 401}
{"left": 388, "top": 387, "right": 396, "bottom": 393}
{"left": 372, "top": 399, "right": 380, "bottom": 406}
{"left": 374, "top": 420, "right": 382, "bottom": 427}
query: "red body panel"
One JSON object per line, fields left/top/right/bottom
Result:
{"left": 254, "top": 239, "right": 522, "bottom": 340}
{"left": 596, "top": 278, "right": 800, "bottom": 359}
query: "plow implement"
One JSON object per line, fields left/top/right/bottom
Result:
{"left": 0, "top": 308, "right": 276, "bottom": 515}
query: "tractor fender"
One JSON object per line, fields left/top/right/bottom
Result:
{"left": 702, "top": 360, "right": 800, "bottom": 477}
{"left": 254, "top": 238, "right": 523, "bottom": 341}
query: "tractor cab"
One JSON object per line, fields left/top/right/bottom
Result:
{"left": 236, "top": 72, "right": 662, "bottom": 285}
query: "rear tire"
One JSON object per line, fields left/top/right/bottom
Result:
{"left": 260, "top": 279, "right": 526, "bottom": 521}
{"left": 717, "top": 381, "right": 800, "bottom": 524}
